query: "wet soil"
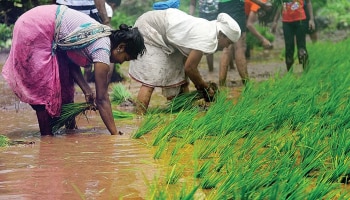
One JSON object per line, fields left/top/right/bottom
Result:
{"left": 0, "top": 30, "right": 348, "bottom": 199}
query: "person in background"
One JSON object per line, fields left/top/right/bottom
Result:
{"left": 129, "top": 8, "right": 241, "bottom": 114}
{"left": 217, "top": 0, "right": 248, "bottom": 86}
{"left": 54, "top": 0, "right": 110, "bottom": 25}
{"left": 106, "top": 0, "right": 121, "bottom": 11}
{"left": 189, "top": 0, "right": 219, "bottom": 72}
{"left": 153, "top": 0, "right": 180, "bottom": 10}
{"left": 2, "top": 5, "right": 146, "bottom": 135}
{"left": 245, "top": 0, "right": 272, "bottom": 49}
{"left": 304, "top": 1, "right": 317, "bottom": 43}
{"left": 105, "top": 2, "right": 113, "bottom": 19}
{"left": 271, "top": 0, "right": 315, "bottom": 71}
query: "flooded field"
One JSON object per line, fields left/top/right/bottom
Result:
{"left": 0, "top": 44, "right": 287, "bottom": 199}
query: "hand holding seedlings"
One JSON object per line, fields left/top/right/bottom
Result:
{"left": 198, "top": 81, "right": 218, "bottom": 102}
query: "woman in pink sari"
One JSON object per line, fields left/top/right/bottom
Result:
{"left": 2, "top": 5, "right": 146, "bottom": 135}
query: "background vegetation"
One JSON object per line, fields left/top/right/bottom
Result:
{"left": 0, "top": 0, "right": 349, "bottom": 50}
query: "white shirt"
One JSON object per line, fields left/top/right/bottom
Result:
{"left": 105, "top": 3, "right": 113, "bottom": 18}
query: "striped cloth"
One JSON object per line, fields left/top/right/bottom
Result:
{"left": 56, "top": 0, "right": 98, "bottom": 15}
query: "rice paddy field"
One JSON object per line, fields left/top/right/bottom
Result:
{"left": 1, "top": 32, "right": 350, "bottom": 199}
{"left": 127, "top": 38, "right": 350, "bottom": 199}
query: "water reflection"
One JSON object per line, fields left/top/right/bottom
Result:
{"left": 0, "top": 61, "right": 161, "bottom": 199}
{"left": 0, "top": 134, "right": 157, "bottom": 199}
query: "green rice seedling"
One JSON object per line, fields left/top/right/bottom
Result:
{"left": 168, "top": 152, "right": 184, "bottom": 167}
{"left": 194, "top": 160, "right": 213, "bottom": 179}
{"left": 206, "top": 171, "right": 237, "bottom": 200}
{"left": 200, "top": 171, "right": 224, "bottom": 189}
{"left": 181, "top": 129, "right": 205, "bottom": 146}
{"left": 112, "top": 110, "right": 134, "bottom": 119}
{"left": 299, "top": 151, "right": 326, "bottom": 178}
{"left": 174, "top": 184, "right": 200, "bottom": 200}
{"left": 51, "top": 102, "right": 94, "bottom": 133}
{"left": 152, "top": 122, "right": 174, "bottom": 147}
{"left": 110, "top": 83, "right": 132, "bottom": 105}
{"left": 152, "top": 110, "right": 198, "bottom": 146}
{"left": 214, "top": 150, "right": 234, "bottom": 173}
{"left": 324, "top": 153, "right": 350, "bottom": 183}
{"left": 170, "top": 139, "right": 187, "bottom": 157}
{"left": 154, "top": 141, "right": 168, "bottom": 159}
{"left": 168, "top": 140, "right": 190, "bottom": 166}
{"left": 255, "top": 165, "right": 310, "bottom": 200}
{"left": 162, "top": 91, "right": 201, "bottom": 113}
{"left": 328, "top": 129, "right": 350, "bottom": 158}
{"left": 132, "top": 114, "right": 164, "bottom": 139}
{"left": 0, "top": 135, "right": 9, "bottom": 147}
{"left": 307, "top": 180, "right": 340, "bottom": 200}
{"left": 147, "top": 178, "right": 167, "bottom": 200}
{"left": 166, "top": 164, "right": 184, "bottom": 185}
{"left": 190, "top": 90, "right": 236, "bottom": 136}
{"left": 138, "top": 38, "right": 350, "bottom": 199}
{"left": 296, "top": 130, "right": 327, "bottom": 156}
{"left": 193, "top": 137, "right": 221, "bottom": 159}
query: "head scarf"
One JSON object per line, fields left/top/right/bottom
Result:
{"left": 216, "top": 13, "right": 241, "bottom": 42}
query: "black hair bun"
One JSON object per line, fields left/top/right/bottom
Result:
{"left": 119, "top": 24, "right": 131, "bottom": 31}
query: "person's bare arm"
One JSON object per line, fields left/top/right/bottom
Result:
{"left": 94, "top": 62, "right": 118, "bottom": 135}
{"left": 184, "top": 50, "right": 208, "bottom": 89}
{"left": 70, "top": 64, "right": 94, "bottom": 103}
{"left": 271, "top": 6, "right": 281, "bottom": 33}
{"left": 306, "top": 0, "right": 315, "bottom": 30}
{"left": 94, "top": 0, "right": 110, "bottom": 25}
{"left": 247, "top": 11, "right": 270, "bottom": 47}
{"left": 189, "top": 0, "right": 196, "bottom": 15}
{"left": 250, "top": 0, "right": 272, "bottom": 11}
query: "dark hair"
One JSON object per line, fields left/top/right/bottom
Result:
{"left": 107, "top": 0, "right": 122, "bottom": 7}
{"left": 110, "top": 24, "right": 146, "bottom": 59}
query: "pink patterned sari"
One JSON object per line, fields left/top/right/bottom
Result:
{"left": 2, "top": 5, "right": 70, "bottom": 117}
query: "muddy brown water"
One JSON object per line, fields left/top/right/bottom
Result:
{"left": 0, "top": 39, "right": 290, "bottom": 199}
{"left": 0, "top": 87, "right": 157, "bottom": 200}
{"left": 0, "top": 66, "right": 160, "bottom": 199}
{"left": 1, "top": 28, "right": 350, "bottom": 199}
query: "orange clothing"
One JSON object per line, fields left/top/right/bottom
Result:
{"left": 244, "top": 0, "right": 267, "bottom": 16}
{"left": 282, "top": 0, "right": 306, "bottom": 22}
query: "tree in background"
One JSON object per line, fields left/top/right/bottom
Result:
{"left": 0, "top": 0, "right": 52, "bottom": 25}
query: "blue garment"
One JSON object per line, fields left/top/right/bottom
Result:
{"left": 153, "top": 0, "right": 180, "bottom": 10}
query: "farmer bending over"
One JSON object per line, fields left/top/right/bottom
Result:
{"left": 2, "top": 5, "right": 146, "bottom": 135}
{"left": 129, "top": 8, "right": 241, "bottom": 114}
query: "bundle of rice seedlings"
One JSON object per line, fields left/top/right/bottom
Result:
{"left": 162, "top": 91, "right": 202, "bottom": 113}
{"left": 51, "top": 102, "right": 95, "bottom": 133}
{"left": 162, "top": 82, "right": 218, "bottom": 113}
{"left": 111, "top": 83, "right": 132, "bottom": 105}
{"left": 112, "top": 110, "right": 135, "bottom": 119}
{"left": 132, "top": 114, "right": 163, "bottom": 139}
